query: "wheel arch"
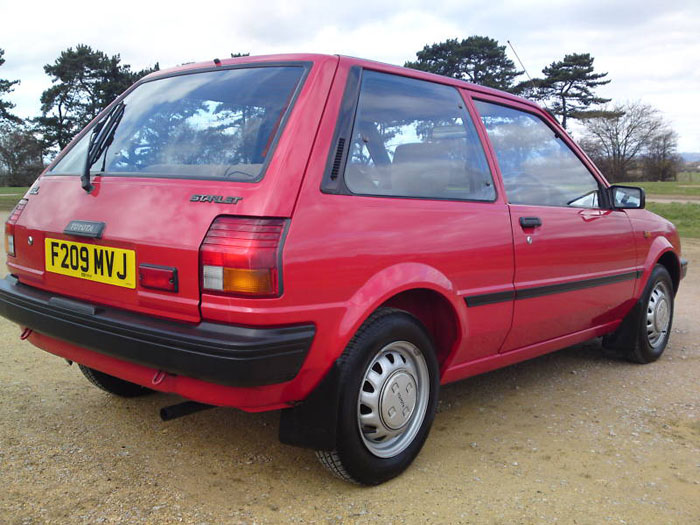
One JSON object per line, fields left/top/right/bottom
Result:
{"left": 335, "top": 262, "right": 466, "bottom": 374}
{"left": 379, "top": 288, "right": 462, "bottom": 373}
{"left": 656, "top": 250, "right": 680, "bottom": 294}
{"left": 280, "top": 263, "right": 465, "bottom": 451}
{"left": 636, "top": 236, "right": 680, "bottom": 299}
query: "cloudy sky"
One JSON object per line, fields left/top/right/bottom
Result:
{"left": 1, "top": 0, "right": 699, "bottom": 151}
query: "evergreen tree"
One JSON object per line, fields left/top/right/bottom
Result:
{"left": 533, "top": 53, "right": 611, "bottom": 129}
{"left": 405, "top": 36, "right": 522, "bottom": 92}
{"left": 0, "top": 123, "right": 44, "bottom": 186}
{"left": 0, "top": 48, "right": 21, "bottom": 125}
{"left": 36, "top": 44, "right": 158, "bottom": 151}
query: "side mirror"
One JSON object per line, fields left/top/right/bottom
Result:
{"left": 608, "top": 185, "right": 645, "bottom": 209}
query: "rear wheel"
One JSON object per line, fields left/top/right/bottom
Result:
{"left": 316, "top": 308, "right": 439, "bottom": 485}
{"left": 79, "top": 365, "right": 154, "bottom": 397}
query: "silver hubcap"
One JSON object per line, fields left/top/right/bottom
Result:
{"left": 647, "top": 281, "right": 671, "bottom": 347}
{"left": 357, "top": 341, "right": 429, "bottom": 458}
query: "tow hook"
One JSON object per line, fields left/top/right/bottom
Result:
{"left": 20, "top": 327, "right": 32, "bottom": 340}
{"left": 151, "top": 370, "right": 167, "bottom": 385}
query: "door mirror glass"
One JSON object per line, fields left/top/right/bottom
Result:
{"left": 609, "top": 185, "right": 645, "bottom": 209}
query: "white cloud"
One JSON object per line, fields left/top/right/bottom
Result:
{"left": 1, "top": 0, "right": 698, "bottom": 150}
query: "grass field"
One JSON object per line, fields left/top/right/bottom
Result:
{"left": 637, "top": 182, "right": 700, "bottom": 197}
{"left": 677, "top": 171, "right": 700, "bottom": 183}
{"left": 0, "top": 187, "right": 29, "bottom": 211}
{"left": 646, "top": 202, "right": 700, "bottom": 239}
{"left": 642, "top": 172, "right": 700, "bottom": 238}
{"left": 0, "top": 186, "right": 29, "bottom": 194}
{"left": 634, "top": 173, "right": 700, "bottom": 197}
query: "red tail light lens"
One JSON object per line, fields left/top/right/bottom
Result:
{"left": 200, "top": 217, "right": 286, "bottom": 297}
{"left": 5, "top": 199, "right": 28, "bottom": 257}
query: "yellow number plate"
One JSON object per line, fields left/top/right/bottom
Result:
{"left": 45, "top": 238, "right": 136, "bottom": 289}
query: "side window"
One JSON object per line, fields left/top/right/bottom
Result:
{"left": 345, "top": 71, "right": 495, "bottom": 201}
{"left": 474, "top": 100, "right": 600, "bottom": 208}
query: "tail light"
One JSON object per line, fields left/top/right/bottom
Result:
{"left": 5, "top": 199, "right": 28, "bottom": 257}
{"left": 200, "top": 217, "right": 287, "bottom": 297}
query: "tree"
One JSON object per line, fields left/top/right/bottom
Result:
{"left": 580, "top": 102, "right": 667, "bottom": 182}
{"left": 36, "top": 44, "right": 158, "bottom": 151}
{"left": 404, "top": 36, "right": 522, "bottom": 91}
{"left": 643, "top": 129, "right": 681, "bottom": 181}
{"left": 532, "top": 53, "right": 611, "bottom": 129}
{"left": 0, "top": 48, "right": 21, "bottom": 126}
{"left": 0, "top": 124, "right": 44, "bottom": 186}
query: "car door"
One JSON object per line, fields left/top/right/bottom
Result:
{"left": 472, "top": 97, "right": 638, "bottom": 351}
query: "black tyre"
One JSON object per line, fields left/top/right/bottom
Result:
{"left": 316, "top": 308, "right": 440, "bottom": 485}
{"left": 604, "top": 264, "right": 675, "bottom": 364}
{"left": 79, "top": 365, "right": 154, "bottom": 397}
{"left": 628, "top": 264, "right": 675, "bottom": 363}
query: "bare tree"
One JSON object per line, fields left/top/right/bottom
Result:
{"left": 643, "top": 129, "right": 681, "bottom": 181}
{"left": 580, "top": 102, "right": 665, "bottom": 182}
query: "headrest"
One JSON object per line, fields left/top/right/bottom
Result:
{"left": 393, "top": 142, "right": 452, "bottom": 164}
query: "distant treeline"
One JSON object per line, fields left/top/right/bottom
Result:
{"left": 0, "top": 40, "right": 684, "bottom": 186}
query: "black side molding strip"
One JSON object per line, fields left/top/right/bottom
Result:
{"left": 466, "top": 270, "right": 641, "bottom": 307}
{"left": 465, "top": 290, "right": 516, "bottom": 307}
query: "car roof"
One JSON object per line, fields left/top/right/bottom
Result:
{"left": 143, "top": 53, "right": 540, "bottom": 111}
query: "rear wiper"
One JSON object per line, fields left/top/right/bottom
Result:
{"left": 81, "top": 101, "right": 126, "bottom": 193}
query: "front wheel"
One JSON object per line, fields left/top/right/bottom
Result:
{"left": 316, "top": 308, "right": 440, "bottom": 485}
{"left": 604, "top": 264, "right": 675, "bottom": 364}
{"left": 630, "top": 265, "right": 675, "bottom": 363}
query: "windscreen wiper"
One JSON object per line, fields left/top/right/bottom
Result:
{"left": 81, "top": 101, "right": 126, "bottom": 193}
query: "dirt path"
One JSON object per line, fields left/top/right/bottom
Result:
{"left": 0, "top": 216, "right": 698, "bottom": 524}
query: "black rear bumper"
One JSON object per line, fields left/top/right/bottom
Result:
{"left": 0, "top": 275, "right": 314, "bottom": 387}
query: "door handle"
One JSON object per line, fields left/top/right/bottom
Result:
{"left": 519, "top": 216, "right": 542, "bottom": 229}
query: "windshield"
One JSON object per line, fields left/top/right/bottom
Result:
{"left": 50, "top": 65, "right": 306, "bottom": 181}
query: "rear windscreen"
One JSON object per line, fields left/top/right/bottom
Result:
{"left": 50, "top": 66, "right": 306, "bottom": 181}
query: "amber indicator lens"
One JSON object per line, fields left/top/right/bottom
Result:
{"left": 200, "top": 217, "right": 286, "bottom": 297}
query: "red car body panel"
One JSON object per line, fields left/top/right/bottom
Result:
{"left": 3, "top": 53, "right": 684, "bottom": 413}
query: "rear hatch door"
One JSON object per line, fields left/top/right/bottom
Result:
{"left": 8, "top": 56, "right": 337, "bottom": 322}
{"left": 11, "top": 176, "right": 299, "bottom": 322}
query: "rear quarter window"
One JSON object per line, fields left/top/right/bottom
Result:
{"left": 343, "top": 71, "right": 495, "bottom": 202}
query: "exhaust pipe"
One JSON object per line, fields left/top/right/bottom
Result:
{"left": 160, "top": 401, "right": 213, "bottom": 421}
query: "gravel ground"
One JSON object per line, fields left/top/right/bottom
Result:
{"left": 0, "top": 212, "right": 698, "bottom": 524}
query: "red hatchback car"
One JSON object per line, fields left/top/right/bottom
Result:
{"left": 1, "top": 54, "right": 687, "bottom": 484}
